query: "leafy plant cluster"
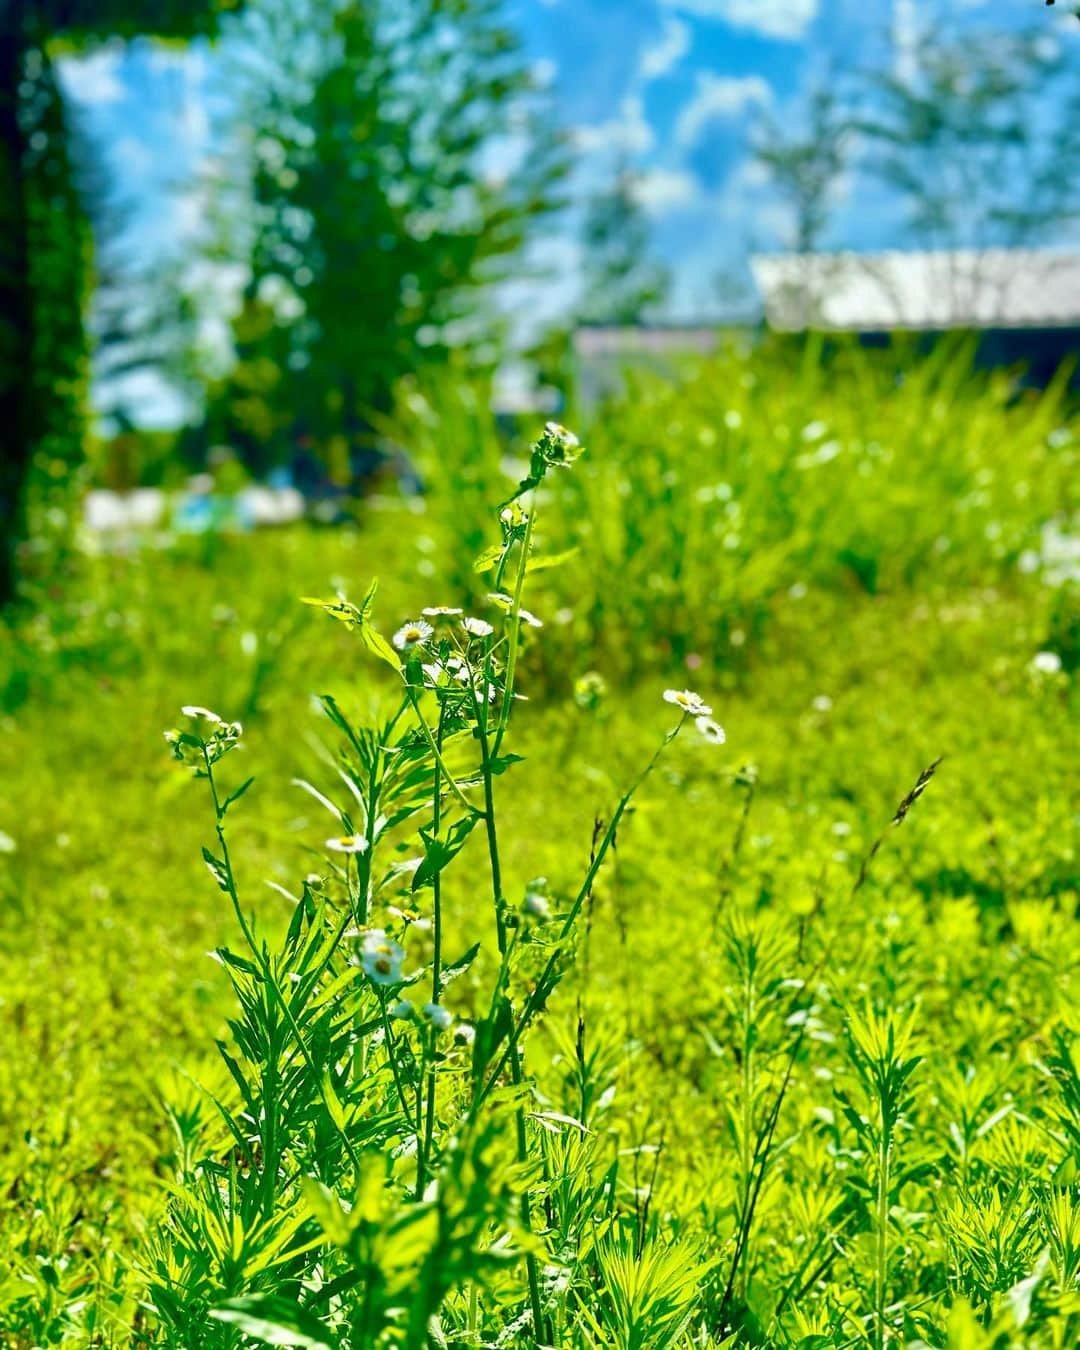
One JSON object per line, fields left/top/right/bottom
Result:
{"left": 0, "top": 354, "right": 1076, "bottom": 1346}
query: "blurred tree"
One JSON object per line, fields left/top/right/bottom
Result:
{"left": 74, "top": 122, "right": 203, "bottom": 433}
{"left": 578, "top": 164, "right": 668, "bottom": 326}
{"left": 203, "top": 0, "right": 567, "bottom": 475}
{"left": 753, "top": 84, "right": 850, "bottom": 257}
{"left": 857, "top": 24, "right": 1080, "bottom": 292}
{"left": 750, "top": 81, "right": 851, "bottom": 326}
{"left": 0, "top": 1, "right": 239, "bottom": 604}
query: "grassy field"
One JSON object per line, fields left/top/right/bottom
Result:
{"left": 0, "top": 341, "right": 1077, "bottom": 1347}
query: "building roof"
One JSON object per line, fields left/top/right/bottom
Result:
{"left": 751, "top": 249, "right": 1080, "bottom": 332}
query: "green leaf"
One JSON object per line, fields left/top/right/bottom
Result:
{"left": 525, "top": 546, "right": 579, "bottom": 575}
{"left": 360, "top": 621, "right": 401, "bottom": 671}
{"left": 440, "top": 942, "right": 480, "bottom": 988}
{"left": 202, "top": 847, "right": 230, "bottom": 892}
{"left": 301, "top": 596, "right": 363, "bottom": 629}
{"left": 210, "top": 1294, "right": 333, "bottom": 1348}
{"left": 412, "top": 815, "right": 479, "bottom": 891}
{"left": 488, "top": 753, "right": 524, "bottom": 776}
{"left": 473, "top": 541, "right": 506, "bottom": 573}
{"left": 211, "top": 946, "right": 261, "bottom": 978}
{"left": 223, "top": 776, "right": 255, "bottom": 813}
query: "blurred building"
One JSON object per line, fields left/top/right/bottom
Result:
{"left": 751, "top": 249, "right": 1080, "bottom": 384}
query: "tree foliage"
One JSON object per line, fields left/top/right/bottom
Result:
{"left": 200, "top": 0, "right": 567, "bottom": 473}
{"left": 578, "top": 165, "right": 668, "bottom": 327}
{"left": 0, "top": 1, "right": 238, "bottom": 604}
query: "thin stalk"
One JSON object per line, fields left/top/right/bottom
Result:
{"left": 474, "top": 718, "right": 686, "bottom": 1113}
{"left": 203, "top": 749, "right": 360, "bottom": 1173}
{"left": 405, "top": 684, "right": 477, "bottom": 816}
{"left": 417, "top": 703, "right": 447, "bottom": 1200}
{"left": 493, "top": 504, "right": 535, "bottom": 755}
{"left": 378, "top": 992, "right": 416, "bottom": 1129}
{"left": 873, "top": 1120, "right": 891, "bottom": 1350}
{"left": 473, "top": 684, "right": 546, "bottom": 1339}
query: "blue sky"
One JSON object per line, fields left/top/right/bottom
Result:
{"left": 57, "top": 0, "right": 1077, "bottom": 421}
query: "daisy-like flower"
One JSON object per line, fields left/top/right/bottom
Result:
{"left": 423, "top": 1001, "right": 453, "bottom": 1031}
{"left": 421, "top": 605, "right": 463, "bottom": 618}
{"left": 1031, "top": 650, "right": 1063, "bottom": 675}
{"left": 696, "top": 717, "right": 726, "bottom": 746}
{"left": 361, "top": 930, "right": 405, "bottom": 986}
{"left": 326, "top": 833, "right": 368, "bottom": 854}
{"left": 389, "top": 998, "right": 415, "bottom": 1021}
{"left": 540, "top": 422, "right": 583, "bottom": 467}
{"left": 182, "top": 705, "right": 223, "bottom": 722}
{"left": 523, "top": 890, "right": 550, "bottom": 920}
{"left": 663, "top": 688, "right": 713, "bottom": 717}
{"left": 388, "top": 904, "right": 431, "bottom": 930}
{"left": 462, "top": 616, "right": 494, "bottom": 639}
{"left": 392, "top": 619, "right": 433, "bottom": 652}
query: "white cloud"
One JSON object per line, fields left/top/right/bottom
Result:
{"left": 675, "top": 73, "right": 772, "bottom": 148}
{"left": 631, "top": 167, "right": 702, "bottom": 215}
{"left": 663, "top": 0, "right": 818, "bottom": 42}
{"left": 58, "top": 48, "right": 126, "bottom": 106}
{"left": 112, "top": 135, "right": 154, "bottom": 177}
{"left": 574, "top": 95, "right": 655, "bottom": 157}
{"left": 532, "top": 57, "right": 558, "bottom": 89}
{"left": 891, "top": 0, "right": 920, "bottom": 84}
{"left": 639, "top": 17, "right": 691, "bottom": 81}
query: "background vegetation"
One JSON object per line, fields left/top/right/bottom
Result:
{"left": 0, "top": 1, "right": 1077, "bottom": 1346}
{"left": 2, "top": 341, "right": 1078, "bottom": 1345}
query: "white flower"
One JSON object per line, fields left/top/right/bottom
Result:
{"left": 812, "top": 695, "right": 833, "bottom": 713}
{"left": 326, "top": 834, "right": 369, "bottom": 854}
{"left": 663, "top": 688, "right": 712, "bottom": 717}
{"left": 696, "top": 717, "right": 726, "bottom": 746}
{"left": 421, "top": 605, "right": 463, "bottom": 617}
{"left": 1031, "top": 650, "right": 1063, "bottom": 675}
{"left": 388, "top": 904, "right": 431, "bottom": 930}
{"left": 544, "top": 420, "right": 580, "bottom": 448}
{"left": 462, "top": 616, "right": 494, "bottom": 638}
{"left": 361, "top": 930, "right": 405, "bottom": 986}
{"left": 389, "top": 998, "right": 415, "bottom": 1021}
{"left": 486, "top": 593, "right": 543, "bottom": 628}
{"left": 393, "top": 619, "right": 434, "bottom": 652}
{"left": 523, "top": 891, "right": 550, "bottom": 919}
{"left": 182, "top": 705, "right": 222, "bottom": 722}
{"left": 423, "top": 1001, "right": 453, "bottom": 1031}
{"left": 454, "top": 1021, "right": 476, "bottom": 1046}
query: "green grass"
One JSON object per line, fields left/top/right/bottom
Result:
{"left": 0, "top": 342, "right": 1077, "bottom": 1347}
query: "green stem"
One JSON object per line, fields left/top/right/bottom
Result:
{"left": 474, "top": 717, "right": 686, "bottom": 1113}
{"left": 474, "top": 688, "right": 546, "bottom": 1340}
{"left": 493, "top": 504, "right": 535, "bottom": 755}
{"left": 406, "top": 684, "right": 477, "bottom": 816}
{"left": 203, "top": 749, "right": 360, "bottom": 1173}
{"left": 874, "top": 1122, "right": 891, "bottom": 1350}
{"left": 417, "top": 705, "right": 447, "bottom": 1200}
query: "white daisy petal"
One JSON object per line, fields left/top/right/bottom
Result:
{"left": 392, "top": 620, "right": 434, "bottom": 652}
